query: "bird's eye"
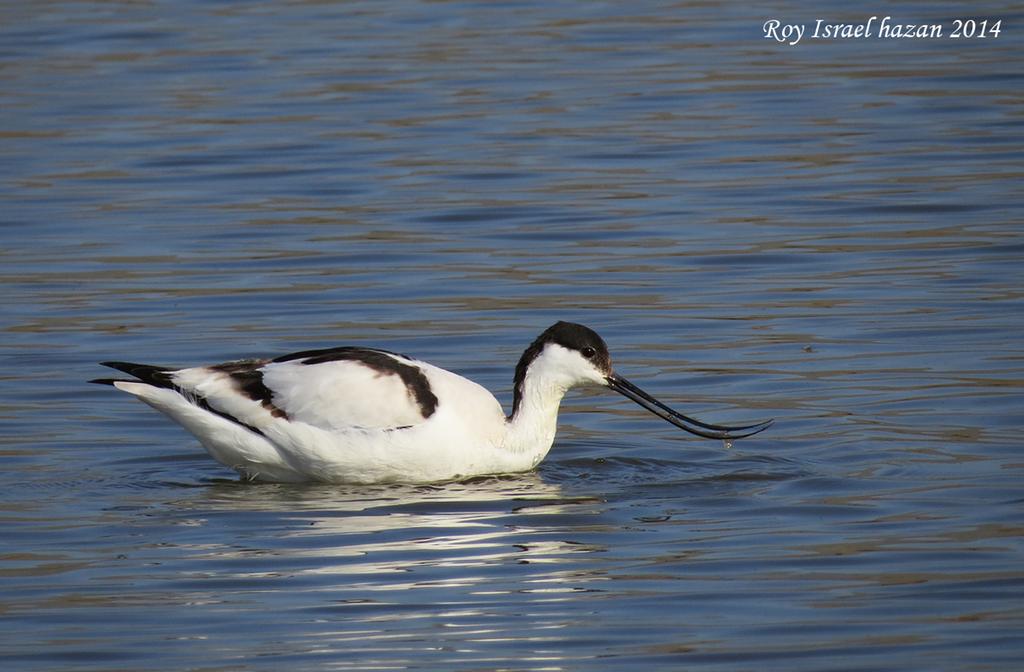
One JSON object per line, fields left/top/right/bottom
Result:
{"left": 581, "top": 347, "right": 596, "bottom": 359}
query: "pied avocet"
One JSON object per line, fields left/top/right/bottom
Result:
{"left": 92, "top": 321, "right": 772, "bottom": 484}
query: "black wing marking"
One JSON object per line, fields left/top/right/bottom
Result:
{"left": 208, "top": 359, "right": 286, "bottom": 418}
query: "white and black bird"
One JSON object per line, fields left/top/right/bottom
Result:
{"left": 92, "top": 321, "right": 773, "bottom": 484}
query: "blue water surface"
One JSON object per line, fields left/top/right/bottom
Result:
{"left": 2, "top": 1, "right": 1022, "bottom": 670}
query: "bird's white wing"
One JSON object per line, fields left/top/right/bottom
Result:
{"left": 167, "top": 347, "right": 440, "bottom": 433}
{"left": 261, "top": 349, "right": 438, "bottom": 431}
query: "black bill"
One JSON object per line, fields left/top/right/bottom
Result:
{"left": 606, "top": 374, "right": 773, "bottom": 440}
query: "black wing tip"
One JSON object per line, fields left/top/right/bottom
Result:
{"left": 95, "top": 361, "right": 174, "bottom": 388}
{"left": 89, "top": 378, "right": 122, "bottom": 386}
{"left": 99, "top": 360, "right": 160, "bottom": 373}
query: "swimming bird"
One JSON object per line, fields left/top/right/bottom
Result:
{"left": 92, "top": 321, "right": 772, "bottom": 484}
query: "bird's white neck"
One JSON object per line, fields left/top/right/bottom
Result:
{"left": 500, "top": 366, "right": 572, "bottom": 463}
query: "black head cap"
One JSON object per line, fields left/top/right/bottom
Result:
{"left": 511, "top": 321, "right": 612, "bottom": 416}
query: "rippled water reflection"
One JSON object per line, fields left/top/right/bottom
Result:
{"left": 3, "top": 0, "right": 1023, "bottom": 670}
